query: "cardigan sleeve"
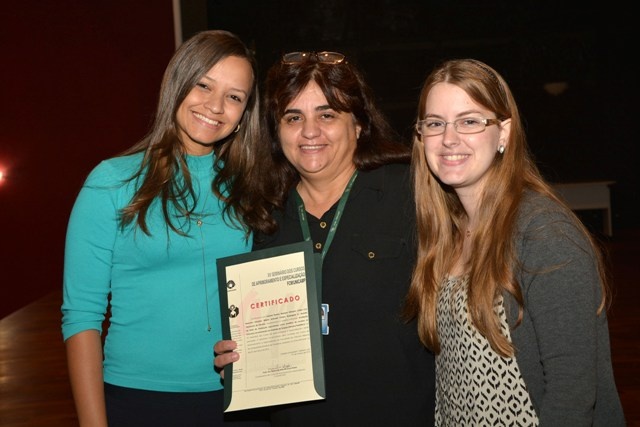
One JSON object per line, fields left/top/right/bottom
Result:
{"left": 515, "top": 200, "right": 603, "bottom": 426}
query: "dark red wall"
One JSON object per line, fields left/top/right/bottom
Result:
{"left": 0, "top": 2, "right": 176, "bottom": 318}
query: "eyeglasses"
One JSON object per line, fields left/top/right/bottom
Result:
{"left": 415, "top": 117, "right": 501, "bottom": 136}
{"left": 281, "top": 51, "right": 346, "bottom": 65}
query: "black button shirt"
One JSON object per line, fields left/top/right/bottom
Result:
{"left": 253, "top": 163, "right": 436, "bottom": 426}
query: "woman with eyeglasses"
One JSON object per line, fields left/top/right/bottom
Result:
{"left": 404, "top": 58, "right": 625, "bottom": 426}
{"left": 214, "top": 51, "right": 436, "bottom": 425}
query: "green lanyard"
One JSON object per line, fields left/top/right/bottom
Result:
{"left": 294, "top": 170, "right": 359, "bottom": 262}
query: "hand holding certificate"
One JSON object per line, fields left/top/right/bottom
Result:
{"left": 216, "top": 241, "right": 325, "bottom": 412}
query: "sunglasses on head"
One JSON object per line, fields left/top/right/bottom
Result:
{"left": 281, "top": 51, "right": 346, "bottom": 65}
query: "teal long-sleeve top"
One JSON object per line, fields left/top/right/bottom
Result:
{"left": 61, "top": 151, "right": 251, "bottom": 392}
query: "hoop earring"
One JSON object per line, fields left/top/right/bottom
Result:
{"left": 498, "top": 145, "right": 505, "bottom": 154}
{"left": 234, "top": 124, "right": 241, "bottom": 133}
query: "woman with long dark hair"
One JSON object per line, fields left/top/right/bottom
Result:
{"left": 62, "top": 30, "right": 274, "bottom": 426}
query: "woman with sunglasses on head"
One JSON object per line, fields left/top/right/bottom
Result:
{"left": 404, "top": 58, "right": 625, "bottom": 426}
{"left": 214, "top": 51, "right": 436, "bottom": 425}
{"left": 61, "top": 30, "right": 275, "bottom": 426}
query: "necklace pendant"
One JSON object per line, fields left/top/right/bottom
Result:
{"left": 197, "top": 219, "right": 203, "bottom": 227}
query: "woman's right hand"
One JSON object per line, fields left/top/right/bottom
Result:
{"left": 213, "top": 340, "right": 240, "bottom": 380}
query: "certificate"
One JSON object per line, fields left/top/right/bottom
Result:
{"left": 216, "top": 241, "right": 325, "bottom": 412}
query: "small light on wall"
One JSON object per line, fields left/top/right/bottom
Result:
{"left": 0, "top": 158, "right": 19, "bottom": 188}
{"left": 543, "top": 81, "right": 569, "bottom": 96}
{"left": 0, "top": 164, "right": 9, "bottom": 187}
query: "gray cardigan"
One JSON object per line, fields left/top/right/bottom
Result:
{"left": 505, "top": 191, "right": 625, "bottom": 426}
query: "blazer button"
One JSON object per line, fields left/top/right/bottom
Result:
{"left": 368, "top": 251, "right": 375, "bottom": 259}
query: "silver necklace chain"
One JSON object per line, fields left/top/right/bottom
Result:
{"left": 197, "top": 220, "right": 212, "bottom": 332}
{"left": 186, "top": 185, "right": 212, "bottom": 332}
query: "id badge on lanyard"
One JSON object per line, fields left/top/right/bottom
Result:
{"left": 321, "top": 303, "right": 330, "bottom": 335}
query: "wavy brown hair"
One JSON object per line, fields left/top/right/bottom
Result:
{"left": 261, "top": 52, "right": 410, "bottom": 205}
{"left": 403, "top": 58, "right": 610, "bottom": 357}
{"left": 118, "top": 30, "right": 277, "bottom": 238}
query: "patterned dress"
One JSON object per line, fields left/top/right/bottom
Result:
{"left": 435, "top": 276, "right": 539, "bottom": 426}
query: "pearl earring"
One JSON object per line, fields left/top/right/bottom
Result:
{"left": 498, "top": 145, "right": 505, "bottom": 154}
